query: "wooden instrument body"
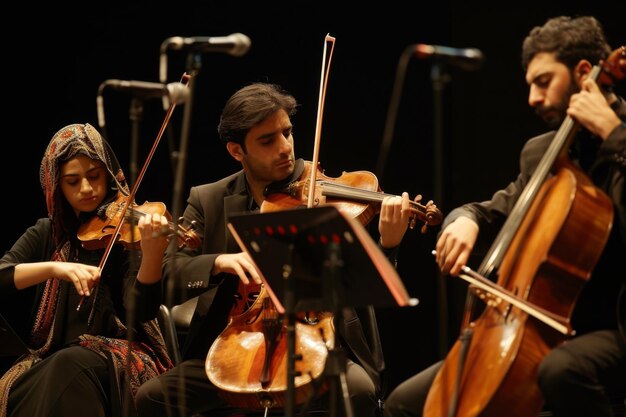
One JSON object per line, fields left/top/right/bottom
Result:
{"left": 424, "top": 163, "right": 614, "bottom": 417}
{"left": 206, "top": 286, "right": 334, "bottom": 409}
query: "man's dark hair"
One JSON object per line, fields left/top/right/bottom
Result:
{"left": 521, "top": 16, "right": 612, "bottom": 71}
{"left": 217, "top": 83, "right": 298, "bottom": 150}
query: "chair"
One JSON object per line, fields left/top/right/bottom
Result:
{"left": 157, "top": 296, "right": 198, "bottom": 365}
{"left": 157, "top": 304, "right": 182, "bottom": 365}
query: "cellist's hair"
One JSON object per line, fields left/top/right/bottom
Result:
{"left": 217, "top": 82, "right": 298, "bottom": 152}
{"left": 521, "top": 16, "right": 612, "bottom": 71}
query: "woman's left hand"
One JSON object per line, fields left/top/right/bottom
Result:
{"left": 136, "top": 213, "right": 170, "bottom": 284}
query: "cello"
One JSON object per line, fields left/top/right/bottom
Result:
{"left": 424, "top": 46, "right": 626, "bottom": 417}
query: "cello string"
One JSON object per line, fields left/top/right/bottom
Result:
{"left": 460, "top": 267, "right": 570, "bottom": 335}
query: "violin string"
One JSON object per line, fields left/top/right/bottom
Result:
{"left": 320, "top": 181, "right": 429, "bottom": 214}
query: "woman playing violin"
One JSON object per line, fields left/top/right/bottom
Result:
{"left": 384, "top": 16, "right": 626, "bottom": 417}
{"left": 0, "top": 123, "right": 173, "bottom": 417}
{"left": 135, "top": 82, "right": 428, "bottom": 417}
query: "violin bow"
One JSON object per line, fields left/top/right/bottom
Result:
{"left": 306, "top": 34, "right": 336, "bottom": 208}
{"left": 77, "top": 73, "right": 190, "bottom": 312}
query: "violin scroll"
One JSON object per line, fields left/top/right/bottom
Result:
{"left": 175, "top": 217, "right": 201, "bottom": 249}
{"left": 407, "top": 198, "right": 443, "bottom": 233}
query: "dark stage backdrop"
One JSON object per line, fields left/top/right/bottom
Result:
{"left": 1, "top": 1, "right": 624, "bottom": 395}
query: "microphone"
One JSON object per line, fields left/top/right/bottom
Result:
{"left": 164, "top": 33, "right": 251, "bottom": 56}
{"left": 412, "top": 44, "right": 484, "bottom": 70}
{"left": 96, "top": 80, "right": 188, "bottom": 129}
{"left": 159, "top": 33, "right": 251, "bottom": 82}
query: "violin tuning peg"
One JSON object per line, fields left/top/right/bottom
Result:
{"left": 421, "top": 223, "right": 428, "bottom": 234}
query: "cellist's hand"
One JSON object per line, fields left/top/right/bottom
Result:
{"left": 213, "top": 252, "right": 263, "bottom": 285}
{"left": 568, "top": 78, "right": 621, "bottom": 140}
{"left": 435, "top": 216, "right": 479, "bottom": 276}
{"left": 379, "top": 192, "right": 412, "bottom": 249}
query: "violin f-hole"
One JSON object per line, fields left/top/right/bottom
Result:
{"left": 503, "top": 287, "right": 521, "bottom": 323}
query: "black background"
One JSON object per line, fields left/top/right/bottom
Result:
{"left": 2, "top": 1, "right": 624, "bottom": 394}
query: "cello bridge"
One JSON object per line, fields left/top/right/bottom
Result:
{"left": 469, "top": 285, "right": 503, "bottom": 309}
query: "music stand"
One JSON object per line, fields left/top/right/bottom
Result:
{"left": 227, "top": 205, "right": 417, "bottom": 417}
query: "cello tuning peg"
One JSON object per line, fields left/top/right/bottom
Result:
{"left": 421, "top": 223, "right": 428, "bottom": 234}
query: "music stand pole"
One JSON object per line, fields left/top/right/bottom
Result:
{"left": 322, "top": 242, "right": 353, "bottom": 417}
{"left": 284, "top": 242, "right": 354, "bottom": 417}
{"left": 284, "top": 244, "right": 298, "bottom": 417}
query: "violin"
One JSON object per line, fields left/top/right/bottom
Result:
{"left": 77, "top": 192, "right": 201, "bottom": 251}
{"left": 262, "top": 160, "right": 443, "bottom": 233}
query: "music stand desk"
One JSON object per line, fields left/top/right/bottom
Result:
{"left": 227, "top": 205, "right": 418, "bottom": 313}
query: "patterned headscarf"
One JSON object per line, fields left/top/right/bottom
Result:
{"left": 40, "top": 123, "right": 129, "bottom": 247}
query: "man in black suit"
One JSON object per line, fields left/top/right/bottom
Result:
{"left": 136, "top": 82, "right": 422, "bottom": 417}
{"left": 384, "top": 15, "right": 626, "bottom": 417}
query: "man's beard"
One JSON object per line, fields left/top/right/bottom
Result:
{"left": 535, "top": 81, "right": 579, "bottom": 130}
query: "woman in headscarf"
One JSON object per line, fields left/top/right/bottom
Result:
{"left": 0, "top": 123, "right": 173, "bottom": 417}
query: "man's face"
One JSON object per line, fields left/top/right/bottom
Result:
{"left": 526, "top": 52, "right": 580, "bottom": 129}
{"left": 229, "top": 108, "right": 296, "bottom": 186}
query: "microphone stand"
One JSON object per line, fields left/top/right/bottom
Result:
{"left": 163, "top": 52, "right": 201, "bottom": 417}
{"left": 430, "top": 61, "right": 451, "bottom": 358}
{"left": 129, "top": 97, "right": 145, "bottom": 185}
{"left": 377, "top": 48, "right": 451, "bottom": 359}
{"left": 166, "top": 52, "right": 201, "bottom": 308}
{"left": 124, "top": 96, "right": 143, "bottom": 417}
{"left": 166, "top": 53, "right": 202, "bottom": 307}
{"left": 430, "top": 61, "right": 475, "bottom": 417}
{"left": 169, "top": 53, "right": 200, "bottom": 234}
